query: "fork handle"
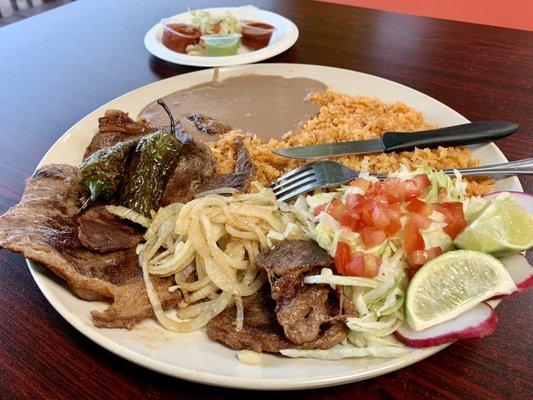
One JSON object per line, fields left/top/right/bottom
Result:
{"left": 443, "top": 157, "right": 533, "bottom": 176}
{"left": 381, "top": 121, "right": 519, "bottom": 152}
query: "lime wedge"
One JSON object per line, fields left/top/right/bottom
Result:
{"left": 405, "top": 250, "right": 516, "bottom": 331}
{"left": 454, "top": 195, "right": 533, "bottom": 256}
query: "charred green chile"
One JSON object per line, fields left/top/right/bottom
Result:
{"left": 78, "top": 139, "right": 137, "bottom": 212}
{"left": 120, "top": 130, "right": 181, "bottom": 216}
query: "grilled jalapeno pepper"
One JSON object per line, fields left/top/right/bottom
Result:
{"left": 78, "top": 139, "right": 137, "bottom": 213}
{"left": 121, "top": 100, "right": 181, "bottom": 216}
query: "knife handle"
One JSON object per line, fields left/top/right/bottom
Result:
{"left": 381, "top": 121, "right": 519, "bottom": 152}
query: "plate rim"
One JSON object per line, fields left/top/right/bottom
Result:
{"left": 28, "top": 63, "right": 522, "bottom": 390}
{"left": 143, "top": 7, "right": 299, "bottom": 67}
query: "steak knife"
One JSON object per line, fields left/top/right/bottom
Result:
{"left": 272, "top": 121, "right": 519, "bottom": 159}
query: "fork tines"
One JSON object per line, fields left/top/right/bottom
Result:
{"left": 270, "top": 163, "right": 320, "bottom": 203}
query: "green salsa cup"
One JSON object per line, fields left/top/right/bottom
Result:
{"left": 202, "top": 34, "right": 241, "bottom": 56}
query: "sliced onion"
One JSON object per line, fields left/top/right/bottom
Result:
{"left": 141, "top": 253, "right": 233, "bottom": 332}
{"left": 105, "top": 205, "right": 151, "bottom": 228}
{"left": 304, "top": 274, "right": 380, "bottom": 288}
{"left": 204, "top": 257, "right": 265, "bottom": 296}
{"left": 176, "top": 300, "right": 216, "bottom": 319}
{"left": 235, "top": 296, "right": 244, "bottom": 332}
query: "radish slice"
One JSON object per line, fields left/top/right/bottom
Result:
{"left": 494, "top": 254, "right": 533, "bottom": 297}
{"left": 395, "top": 303, "right": 497, "bottom": 348}
{"left": 484, "top": 191, "right": 533, "bottom": 214}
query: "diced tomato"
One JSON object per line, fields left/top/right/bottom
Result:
{"left": 398, "top": 179, "right": 421, "bottom": 201}
{"left": 384, "top": 218, "right": 402, "bottom": 236}
{"left": 402, "top": 223, "right": 425, "bottom": 255}
{"left": 387, "top": 203, "right": 402, "bottom": 220}
{"left": 409, "top": 213, "right": 432, "bottom": 230}
{"left": 334, "top": 242, "right": 351, "bottom": 274}
{"left": 371, "top": 204, "right": 391, "bottom": 230}
{"left": 344, "top": 252, "right": 365, "bottom": 276}
{"left": 364, "top": 253, "right": 382, "bottom": 277}
{"left": 340, "top": 211, "right": 361, "bottom": 231}
{"left": 427, "top": 246, "right": 443, "bottom": 259}
{"left": 345, "top": 193, "right": 364, "bottom": 209}
{"left": 361, "top": 227, "right": 387, "bottom": 249}
{"left": 361, "top": 209, "right": 373, "bottom": 227}
{"left": 350, "top": 177, "right": 372, "bottom": 191}
{"left": 326, "top": 199, "right": 346, "bottom": 221}
{"left": 382, "top": 177, "right": 400, "bottom": 192}
{"left": 313, "top": 203, "right": 327, "bottom": 217}
{"left": 442, "top": 202, "right": 466, "bottom": 237}
{"left": 406, "top": 246, "right": 443, "bottom": 269}
{"left": 406, "top": 198, "right": 431, "bottom": 215}
{"left": 374, "top": 194, "right": 389, "bottom": 206}
{"left": 413, "top": 174, "right": 431, "bottom": 190}
{"left": 432, "top": 202, "right": 467, "bottom": 238}
{"left": 352, "top": 198, "right": 375, "bottom": 227}
{"left": 381, "top": 177, "right": 401, "bottom": 201}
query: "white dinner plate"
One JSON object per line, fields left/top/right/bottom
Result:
{"left": 30, "top": 64, "right": 521, "bottom": 390}
{"left": 144, "top": 6, "right": 299, "bottom": 67}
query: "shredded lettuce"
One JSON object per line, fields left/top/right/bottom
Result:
{"left": 416, "top": 166, "right": 467, "bottom": 202}
{"left": 189, "top": 9, "right": 241, "bottom": 35}
{"left": 280, "top": 345, "right": 409, "bottom": 360}
{"left": 463, "top": 196, "right": 488, "bottom": 223}
{"left": 305, "top": 191, "right": 338, "bottom": 209}
{"left": 421, "top": 215, "right": 453, "bottom": 251}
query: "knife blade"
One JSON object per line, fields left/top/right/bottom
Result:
{"left": 272, "top": 121, "right": 519, "bottom": 159}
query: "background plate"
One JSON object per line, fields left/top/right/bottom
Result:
{"left": 144, "top": 7, "right": 299, "bottom": 67}
{"left": 30, "top": 64, "right": 521, "bottom": 390}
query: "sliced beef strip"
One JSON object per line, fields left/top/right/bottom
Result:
{"left": 98, "top": 110, "right": 153, "bottom": 135}
{"left": 83, "top": 110, "right": 152, "bottom": 158}
{"left": 0, "top": 164, "right": 180, "bottom": 329}
{"left": 187, "top": 114, "right": 232, "bottom": 136}
{"left": 160, "top": 133, "right": 216, "bottom": 205}
{"left": 256, "top": 239, "right": 353, "bottom": 345}
{"left": 77, "top": 205, "right": 143, "bottom": 253}
{"left": 206, "top": 286, "right": 350, "bottom": 353}
{"left": 255, "top": 239, "right": 332, "bottom": 302}
{"left": 196, "top": 136, "right": 257, "bottom": 193}
{"left": 207, "top": 287, "right": 288, "bottom": 353}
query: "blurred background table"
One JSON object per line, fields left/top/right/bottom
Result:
{"left": 0, "top": 0, "right": 531, "bottom": 399}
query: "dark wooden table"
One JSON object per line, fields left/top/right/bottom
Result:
{"left": 0, "top": 0, "right": 532, "bottom": 398}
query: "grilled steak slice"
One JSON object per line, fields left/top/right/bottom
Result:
{"left": 207, "top": 286, "right": 350, "bottom": 353}
{"left": 84, "top": 110, "right": 152, "bottom": 158}
{"left": 187, "top": 114, "right": 232, "bottom": 136}
{"left": 98, "top": 110, "right": 152, "bottom": 135}
{"left": 256, "top": 240, "right": 352, "bottom": 346}
{"left": 161, "top": 134, "right": 216, "bottom": 205}
{"left": 197, "top": 136, "right": 257, "bottom": 193}
{"left": 207, "top": 287, "right": 288, "bottom": 353}
{"left": 77, "top": 205, "right": 143, "bottom": 253}
{"left": 255, "top": 239, "right": 332, "bottom": 302}
{"left": 0, "top": 164, "right": 180, "bottom": 329}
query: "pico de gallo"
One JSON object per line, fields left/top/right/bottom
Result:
{"left": 292, "top": 164, "right": 487, "bottom": 278}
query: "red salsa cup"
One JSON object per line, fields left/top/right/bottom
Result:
{"left": 241, "top": 21, "right": 275, "bottom": 49}
{"left": 161, "top": 20, "right": 201, "bottom": 53}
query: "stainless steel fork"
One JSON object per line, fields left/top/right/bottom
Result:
{"left": 270, "top": 158, "right": 533, "bottom": 202}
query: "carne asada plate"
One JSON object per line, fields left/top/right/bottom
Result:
{"left": 4, "top": 64, "right": 525, "bottom": 390}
